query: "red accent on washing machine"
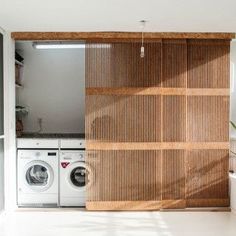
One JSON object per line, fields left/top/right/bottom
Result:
{"left": 61, "top": 162, "right": 70, "bottom": 168}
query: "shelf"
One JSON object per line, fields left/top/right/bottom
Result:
{"left": 15, "top": 83, "right": 23, "bottom": 88}
{"left": 16, "top": 106, "right": 28, "bottom": 115}
{"left": 15, "top": 59, "right": 24, "bottom": 67}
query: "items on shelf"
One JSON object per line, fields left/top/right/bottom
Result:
{"left": 15, "top": 51, "right": 26, "bottom": 137}
{"left": 15, "top": 106, "right": 28, "bottom": 137}
{"left": 15, "top": 51, "right": 24, "bottom": 86}
{"left": 15, "top": 52, "right": 24, "bottom": 63}
{"left": 16, "top": 119, "right": 23, "bottom": 137}
{"left": 15, "top": 105, "right": 28, "bottom": 115}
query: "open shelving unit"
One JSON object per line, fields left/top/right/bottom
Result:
{"left": 15, "top": 106, "right": 28, "bottom": 115}
{"left": 15, "top": 53, "right": 28, "bottom": 137}
{"left": 15, "top": 58, "right": 24, "bottom": 87}
{"left": 15, "top": 83, "right": 23, "bottom": 88}
{"left": 15, "top": 59, "right": 24, "bottom": 67}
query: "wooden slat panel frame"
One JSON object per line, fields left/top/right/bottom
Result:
{"left": 85, "top": 39, "right": 230, "bottom": 210}
{"left": 86, "top": 142, "right": 230, "bottom": 150}
{"left": 86, "top": 88, "right": 229, "bottom": 96}
{"left": 11, "top": 32, "right": 235, "bottom": 41}
{"left": 186, "top": 150, "right": 229, "bottom": 207}
{"left": 86, "top": 199, "right": 229, "bottom": 210}
{"left": 86, "top": 200, "right": 187, "bottom": 211}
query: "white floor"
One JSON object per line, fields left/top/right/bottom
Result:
{"left": 0, "top": 210, "right": 236, "bottom": 236}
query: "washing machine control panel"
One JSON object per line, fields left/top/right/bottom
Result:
{"left": 61, "top": 152, "right": 85, "bottom": 162}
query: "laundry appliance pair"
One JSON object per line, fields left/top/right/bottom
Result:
{"left": 17, "top": 138, "right": 89, "bottom": 207}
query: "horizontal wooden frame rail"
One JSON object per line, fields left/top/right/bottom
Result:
{"left": 86, "top": 201, "right": 162, "bottom": 211}
{"left": 86, "top": 141, "right": 229, "bottom": 150}
{"left": 11, "top": 32, "right": 235, "bottom": 41}
{"left": 86, "top": 199, "right": 229, "bottom": 210}
{"left": 86, "top": 88, "right": 230, "bottom": 96}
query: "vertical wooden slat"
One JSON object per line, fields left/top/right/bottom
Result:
{"left": 162, "top": 39, "right": 187, "bottom": 88}
{"left": 187, "top": 39, "right": 230, "bottom": 88}
{"left": 186, "top": 150, "right": 229, "bottom": 207}
{"left": 186, "top": 39, "right": 230, "bottom": 208}
{"left": 162, "top": 95, "right": 186, "bottom": 142}
{"left": 87, "top": 150, "right": 162, "bottom": 202}
{"left": 187, "top": 96, "right": 229, "bottom": 142}
{"left": 86, "top": 42, "right": 163, "bottom": 210}
{"left": 86, "top": 95, "right": 162, "bottom": 142}
{"left": 86, "top": 42, "right": 162, "bottom": 88}
{"left": 162, "top": 150, "right": 186, "bottom": 209}
{"left": 161, "top": 40, "right": 187, "bottom": 209}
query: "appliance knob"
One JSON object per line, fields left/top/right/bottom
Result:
{"left": 36, "top": 152, "right": 41, "bottom": 157}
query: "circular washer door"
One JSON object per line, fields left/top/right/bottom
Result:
{"left": 23, "top": 160, "right": 54, "bottom": 192}
{"left": 67, "top": 162, "right": 90, "bottom": 191}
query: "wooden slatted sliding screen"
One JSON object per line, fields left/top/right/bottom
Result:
{"left": 85, "top": 39, "right": 230, "bottom": 210}
{"left": 186, "top": 40, "right": 230, "bottom": 207}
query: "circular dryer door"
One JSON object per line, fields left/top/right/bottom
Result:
{"left": 67, "top": 162, "right": 90, "bottom": 191}
{"left": 24, "top": 160, "right": 54, "bottom": 192}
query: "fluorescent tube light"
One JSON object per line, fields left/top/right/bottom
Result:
{"left": 32, "top": 42, "right": 111, "bottom": 49}
{"left": 33, "top": 42, "right": 85, "bottom": 49}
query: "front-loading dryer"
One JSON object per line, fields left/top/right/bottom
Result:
{"left": 60, "top": 151, "right": 87, "bottom": 206}
{"left": 17, "top": 149, "right": 59, "bottom": 207}
{"left": 59, "top": 139, "right": 90, "bottom": 207}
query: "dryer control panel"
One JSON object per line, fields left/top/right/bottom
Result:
{"left": 60, "top": 139, "right": 85, "bottom": 149}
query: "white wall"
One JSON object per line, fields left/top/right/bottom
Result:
{"left": 3, "top": 32, "right": 16, "bottom": 212}
{"left": 0, "top": 140, "right": 4, "bottom": 212}
{"left": 1, "top": 0, "right": 236, "bottom": 32}
{"left": 16, "top": 42, "right": 85, "bottom": 134}
{"left": 0, "top": 29, "right": 4, "bottom": 212}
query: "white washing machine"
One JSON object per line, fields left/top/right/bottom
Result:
{"left": 60, "top": 139, "right": 89, "bottom": 207}
{"left": 17, "top": 139, "right": 59, "bottom": 207}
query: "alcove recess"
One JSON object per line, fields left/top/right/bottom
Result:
{"left": 85, "top": 37, "right": 230, "bottom": 210}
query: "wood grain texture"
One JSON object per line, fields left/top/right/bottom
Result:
{"left": 230, "top": 140, "right": 236, "bottom": 172}
{"left": 186, "top": 199, "right": 229, "bottom": 207}
{"left": 86, "top": 88, "right": 229, "bottom": 96}
{"left": 86, "top": 43, "right": 162, "bottom": 87}
{"left": 86, "top": 142, "right": 229, "bottom": 150}
{"left": 162, "top": 39, "right": 187, "bottom": 88}
{"left": 186, "top": 150, "right": 229, "bottom": 207}
{"left": 186, "top": 89, "right": 229, "bottom": 96}
{"left": 163, "top": 96, "right": 186, "bottom": 142}
{"left": 85, "top": 40, "right": 230, "bottom": 210}
{"left": 187, "top": 96, "right": 229, "bottom": 142}
{"left": 162, "top": 150, "right": 186, "bottom": 209}
{"left": 86, "top": 95, "right": 161, "bottom": 142}
{"left": 86, "top": 87, "right": 186, "bottom": 95}
{"left": 187, "top": 40, "right": 230, "bottom": 88}
{"left": 86, "top": 150, "right": 162, "bottom": 202}
{"left": 86, "top": 200, "right": 187, "bottom": 211}
{"left": 11, "top": 32, "right": 235, "bottom": 40}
